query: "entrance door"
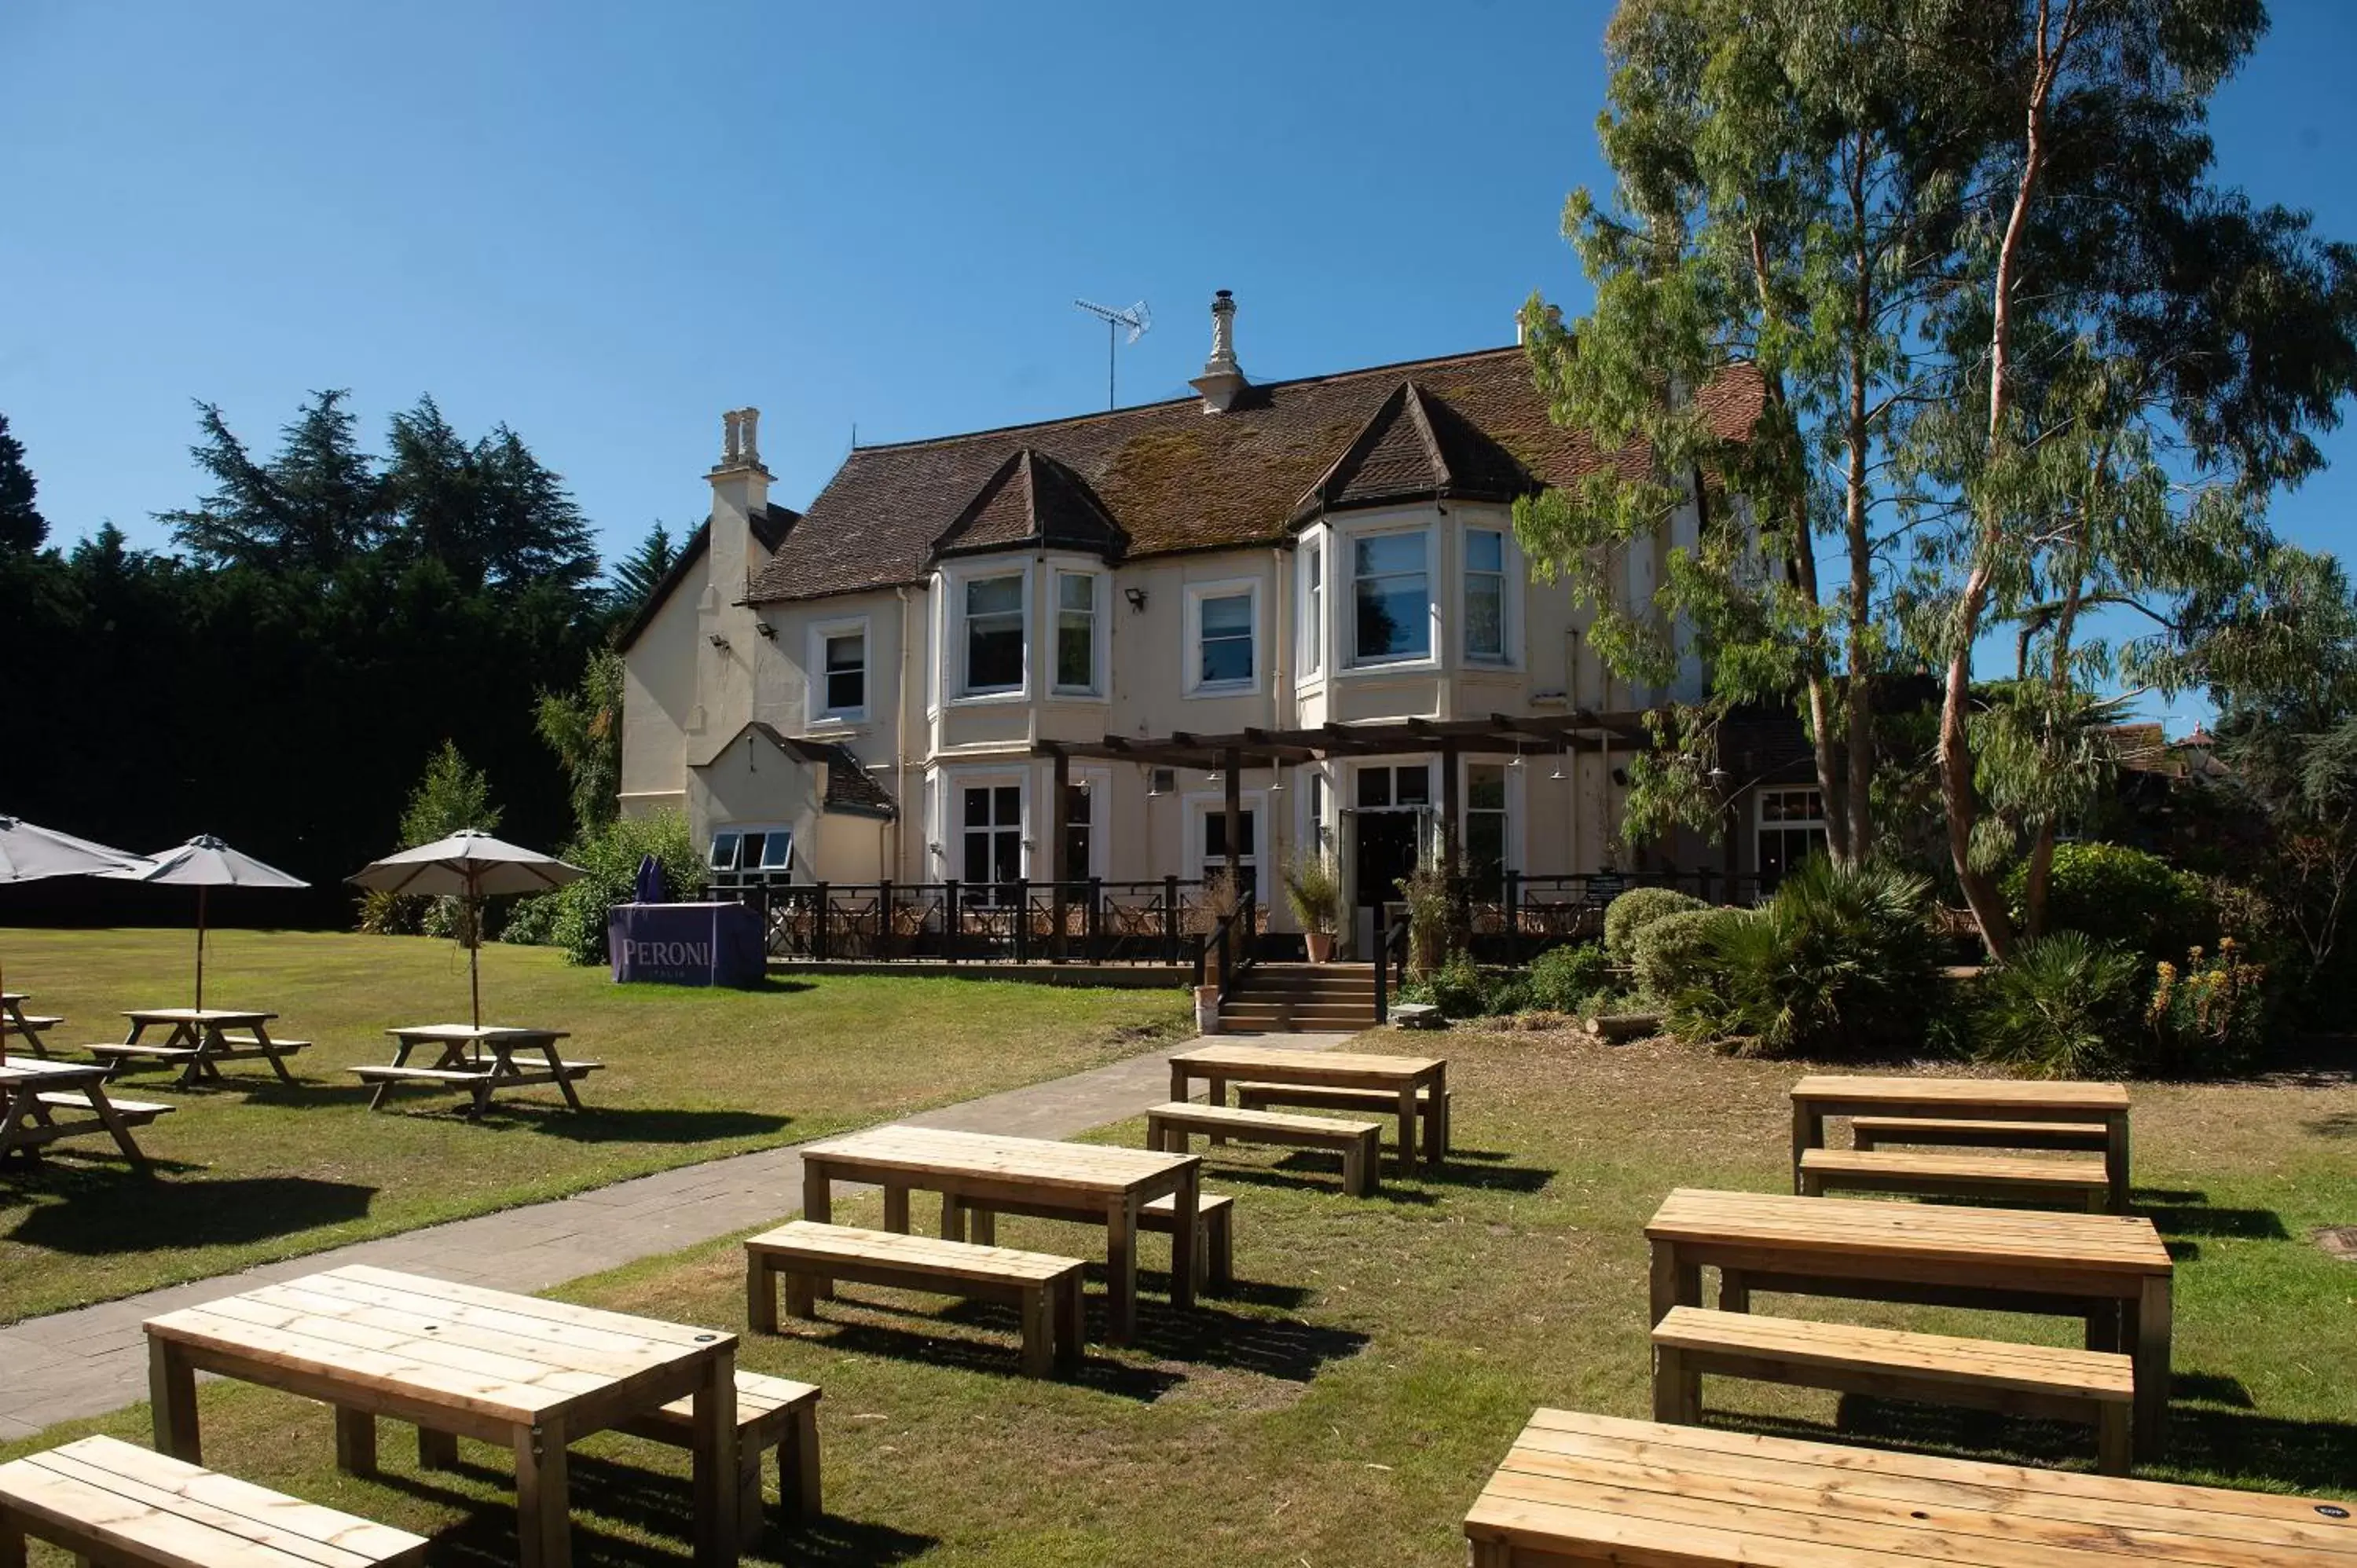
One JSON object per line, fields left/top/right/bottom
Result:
{"left": 1353, "top": 811, "right": 1420, "bottom": 951}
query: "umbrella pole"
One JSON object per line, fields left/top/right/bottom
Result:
{"left": 469, "top": 879, "right": 482, "bottom": 1029}
{"left": 196, "top": 885, "right": 207, "bottom": 1012}
{"left": 2, "top": 951, "right": 9, "bottom": 1066}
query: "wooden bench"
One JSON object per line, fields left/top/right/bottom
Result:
{"left": 85, "top": 1042, "right": 203, "bottom": 1072}
{"left": 1852, "top": 1116, "right": 2111, "bottom": 1152}
{"left": 1144, "top": 1102, "right": 1380, "bottom": 1197}
{"left": 348, "top": 1060, "right": 603, "bottom": 1118}
{"left": 0, "top": 1434, "right": 430, "bottom": 1567}
{"left": 33, "top": 1092, "right": 175, "bottom": 1129}
{"left": 1798, "top": 1147, "right": 2114, "bottom": 1208}
{"left": 1651, "top": 1306, "right": 2135, "bottom": 1473}
{"left": 619, "top": 1369, "right": 821, "bottom": 1531}
{"left": 1234, "top": 1082, "right": 1450, "bottom": 1160}
{"left": 951, "top": 1191, "right": 1237, "bottom": 1292}
{"left": 744, "top": 1219, "right": 1084, "bottom": 1378}
{"left": 2, "top": 1015, "right": 62, "bottom": 1055}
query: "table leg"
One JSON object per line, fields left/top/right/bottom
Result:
{"left": 691, "top": 1349, "right": 740, "bottom": 1568}
{"left": 513, "top": 1419, "right": 571, "bottom": 1568}
{"left": 2106, "top": 1112, "right": 2132, "bottom": 1214}
{"left": 0, "top": 1094, "right": 35, "bottom": 1164}
{"left": 1168, "top": 1060, "right": 1189, "bottom": 1105}
{"left": 939, "top": 1193, "right": 965, "bottom": 1242}
{"left": 1424, "top": 1067, "right": 1448, "bottom": 1163}
{"left": 1168, "top": 1167, "right": 1200, "bottom": 1310}
{"left": 1791, "top": 1098, "right": 1824, "bottom": 1195}
{"left": 801, "top": 1160, "right": 835, "bottom": 1299}
{"left": 966, "top": 1205, "right": 996, "bottom": 1245}
{"left": 1207, "top": 1072, "right": 1226, "bottom": 1145}
{"left": 1107, "top": 1196, "right": 1138, "bottom": 1345}
{"left": 2134, "top": 1274, "right": 2172, "bottom": 1453}
{"left": 255, "top": 1025, "right": 296, "bottom": 1086}
{"left": 419, "top": 1426, "right": 460, "bottom": 1470}
{"left": 1648, "top": 1238, "right": 1700, "bottom": 1422}
{"left": 545, "top": 1043, "right": 586, "bottom": 1112}
{"left": 1395, "top": 1083, "right": 1419, "bottom": 1177}
{"left": 334, "top": 1408, "right": 378, "bottom": 1475}
{"left": 882, "top": 1182, "right": 910, "bottom": 1234}
{"left": 0, "top": 1514, "right": 24, "bottom": 1568}
{"left": 148, "top": 1340, "right": 200, "bottom": 1464}
{"left": 79, "top": 1082, "right": 151, "bottom": 1172}
{"left": 1719, "top": 1269, "right": 1750, "bottom": 1314}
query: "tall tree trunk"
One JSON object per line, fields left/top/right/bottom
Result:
{"left": 1843, "top": 135, "right": 1878, "bottom": 863}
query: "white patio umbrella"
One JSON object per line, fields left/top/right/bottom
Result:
{"left": 0, "top": 815, "right": 145, "bottom": 1064}
{"left": 346, "top": 830, "right": 585, "bottom": 1027}
{"left": 104, "top": 835, "right": 309, "bottom": 1010}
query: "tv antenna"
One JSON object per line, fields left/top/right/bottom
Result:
{"left": 1074, "top": 299, "right": 1150, "bottom": 410}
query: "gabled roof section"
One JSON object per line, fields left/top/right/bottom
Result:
{"left": 614, "top": 504, "right": 800, "bottom": 652}
{"left": 748, "top": 346, "right": 1764, "bottom": 606}
{"left": 933, "top": 448, "right": 1127, "bottom": 560}
{"left": 1288, "top": 381, "right": 1538, "bottom": 522}
{"left": 698, "top": 722, "right": 899, "bottom": 819}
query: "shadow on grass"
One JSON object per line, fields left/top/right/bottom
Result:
{"left": 2172, "top": 1370, "right": 2256, "bottom": 1409}
{"left": 2137, "top": 1202, "right": 2289, "bottom": 1241}
{"left": 515, "top": 1106, "right": 793, "bottom": 1146}
{"left": 1118, "top": 1293, "right": 1370, "bottom": 1383}
{"left": 2306, "top": 1112, "right": 2357, "bottom": 1139}
{"left": 5, "top": 1174, "right": 376, "bottom": 1251}
{"left": 777, "top": 1302, "right": 1185, "bottom": 1402}
{"left": 1209, "top": 1161, "right": 1438, "bottom": 1207}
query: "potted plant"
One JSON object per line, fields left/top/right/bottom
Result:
{"left": 1284, "top": 848, "right": 1343, "bottom": 962}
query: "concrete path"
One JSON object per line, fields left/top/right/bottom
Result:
{"left": 0, "top": 1030, "right": 1352, "bottom": 1438}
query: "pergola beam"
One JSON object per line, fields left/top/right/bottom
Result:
{"left": 1032, "top": 709, "right": 1654, "bottom": 770}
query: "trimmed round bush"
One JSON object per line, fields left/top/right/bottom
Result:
{"left": 2002, "top": 841, "right": 2209, "bottom": 962}
{"left": 1525, "top": 943, "right": 1611, "bottom": 1012}
{"left": 1604, "top": 886, "right": 1707, "bottom": 955}
{"left": 1630, "top": 907, "right": 1737, "bottom": 1000}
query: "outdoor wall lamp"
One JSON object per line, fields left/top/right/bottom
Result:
{"left": 1124, "top": 586, "right": 1149, "bottom": 610}
{"left": 708, "top": 633, "right": 731, "bottom": 650}
{"left": 754, "top": 621, "right": 777, "bottom": 639}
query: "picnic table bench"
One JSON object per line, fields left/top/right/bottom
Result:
{"left": 1144, "top": 1101, "right": 1383, "bottom": 1197}
{"left": 619, "top": 1368, "right": 822, "bottom": 1530}
{"left": 92, "top": 1009, "right": 308, "bottom": 1088}
{"left": 1647, "top": 1186, "right": 2176, "bottom": 1452}
{"left": 350, "top": 1024, "right": 600, "bottom": 1119}
{"left": 797, "top": 1124, "right": 1200, "bottom": 1345}
{"left": 1791, "top": 1074, "right": 2132, "bottom": 1211}
{"left": 948, "top": 1189, "right": 1238, "bottom": 1293}
{"left": 0, "top": 1058, "right": 170, "bottom": 1171}
{"left": 1462, "top": 1408, "right": 2357, "bottom": 1566}
{"left": 1169, "top": 1042, "right": 1446, "bottom": 1174}
{"left": 0, "top": 1434, "right": 430, "bottom": 1568}
{"left": 142, "top": 1264, "right": 740, "bottom": 1568}
{"left": 0, "top": 992, "right": 61, "bottom": 1057}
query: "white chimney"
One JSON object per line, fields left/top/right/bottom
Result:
{"left": 707, "top": 405, "right": 772, "bottom": 595}
{"left": 1189, "top": 289, "right": 1248, "bottom": 414}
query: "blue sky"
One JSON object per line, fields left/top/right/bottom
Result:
{"left": 5, "top": 0, "right": 2353, "bottom": 731}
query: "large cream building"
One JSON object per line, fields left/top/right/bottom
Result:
{"left": 618, "top": 293, "right": 1791, "bottom": 951}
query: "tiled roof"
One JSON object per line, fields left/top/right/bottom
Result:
{"left": 709, "top": 724, "right": 900, "bottom": 819}
{"left": 933, "top": 449, "right": 1127, "bottom": 559}
{"left": 748, "top": 346, "right": 1764, "bottom": 605}
{"left": 614, "top": 504, "right": 799, "bottom": 651}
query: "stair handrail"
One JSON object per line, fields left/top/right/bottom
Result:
{"left": 1373, "top": 902, "right": 1411, "bottom": 1024}
{"left": 1212, "top": 890, "right": 1259, "bottom": 1008}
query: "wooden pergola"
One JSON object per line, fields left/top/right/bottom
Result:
{"left": 1035, "top": 710, "right": 1655, "bottom": 896}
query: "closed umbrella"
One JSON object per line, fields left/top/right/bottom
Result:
{"left": 104, "top": 835, "right": 309, "bottom": 1010}
{"left": 0, "top": 815, "right": 145, "bottom": 1064}
{"left": 347, "top": 830, "right": 585, "bottom": 1027}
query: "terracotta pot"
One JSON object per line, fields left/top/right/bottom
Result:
{"left": 1304, "top": 931, "right": 1336, "bottom": 964}
{"left": 1193, "top": 984, "right": 1222, "bottom": 1035}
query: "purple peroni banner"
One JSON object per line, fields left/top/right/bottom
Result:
{"left": 608, "top": 901, "right": 764, "bottom": 987}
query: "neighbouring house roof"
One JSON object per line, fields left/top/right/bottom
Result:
{"left": 748, "top": 346, "right": 1765, "bottom": 605}
{"left": 695, "top": 722, "right": 898, "bottom": 820}
{"left": 614, "top": 504, "right": 800, "bottom": 652}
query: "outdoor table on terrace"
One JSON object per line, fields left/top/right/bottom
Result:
{"left": 358, "top": 1024, "right": 596, "bottom": 1118}
{"left": 1645, "top": 1186, "right": 2176, "bottom": 1452}
{"left": 104, "top": 1007, "right": 300, "bottom": 1086}
{"left": 797, "top": 1123, "right": 1200, "bottom": 1345}
{"left": 2, "top": 991, "right": 60, "bottom": 1057}
{"left": 0, "top": 1058, "right": 156, "bottom": 1170}
{"left": 142, "top": 1263, "right": 739, "bottom": 1568}
{"left": 1791, "top": 1073, "right": 2132, "bottom": 1211}
{"left": 1168, "top": 1042, "right": 1446, "bottom": 1174}
{"left": 1461, "top": 1407, "right": 2357, "bottom": 1567}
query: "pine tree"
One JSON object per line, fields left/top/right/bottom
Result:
{"left": 606, "top": 522, "right": 680, "bottom": 617}
{"left": 0, "top": 412, "right": 49, "bottom": 553}
{"left": 158, "top": 390, "right": 389, "bottom": 571}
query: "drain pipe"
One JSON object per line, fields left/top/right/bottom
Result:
{"left": 894, "top": 584, "right": 912, "bottom": 880}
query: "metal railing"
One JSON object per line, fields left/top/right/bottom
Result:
{"left": 1373, "top": 904, "right": 1412, "bottom": 1024}
{"left": 1203, "top": 891, "right": 1261, "bottom": 1007}
{"left": 722, "top": 878, "right": 1227, "bottom": 966}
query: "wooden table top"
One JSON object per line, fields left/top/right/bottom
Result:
{"left": 1171, "top": 1043, "right": 1443, "bottom": 1079}
{"left": 143, "top": 1265, "right": 732, "bottom": 1427}
{"left": 1464, "top": 1409, "right": 2355, "bottom": 1566}
{"left": 801, "top": 1124, "right": 1193, "bottom": 1196}
{"left": 1791, "top": 1074, "right": 2131, "bottom": 1111}
{"left": 387, "top": 1024, "right": 569, "bottom": 1044}
{"left": 0, "top": 1059, "right": 107, "bottom": 1086}
{"left": 123, "top": 1008, "right": 277, "bottom": 1025}
{"left": 1646, "top": 1188, "right": 2172, "bottom": 1276}
{"left": 1, "top": 992, "right": 25, "bottom": 1003}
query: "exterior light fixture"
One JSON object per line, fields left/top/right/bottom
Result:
{"left": 754, "top": 621, "right": 777, "bottom": 639}
{"left": 1124, "top": 586, "right": 1149, "bottom": 610}
{"left": 708, "top": 633, "right": 730, "bottom": 650}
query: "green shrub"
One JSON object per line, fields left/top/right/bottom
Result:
{"left": 1603, "top": 887, "right": 1707, "bottom": 955}
{"left": 2003, "top": 841, "right": 2209, "bottom": 962}
{"left": 1630, "top": 907, "right": 1737, "bottom": 1001}
{"left": 1970, "top": 931, "right": 2145, "bottom": 1079}
{"left": 1670, "top": 857, "right": 1937, "bottom": 1059}
{"left": 1526, "top": 943, "right": 1612, "bottom": 1012}
{"left": 2146, "top": 939, "right": 2270, "bottom": 1076}
{"left": 544, "top": 810, "right": 702, "bottom": 966}
{"left": 1426, "top": 951, "right": 1489, "bottom": 1017}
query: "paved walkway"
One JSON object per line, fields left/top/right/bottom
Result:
{"left": 0, "top": 1030, "right": 1352, "bottom": 1438}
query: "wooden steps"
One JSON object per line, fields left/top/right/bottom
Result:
{"left": 1217, "top": 964, "right": 1377, "bottom": 1032}
{"left": 1652, "top": 1306, "right": 2135, "bottom": 1473}
{"left": 1145, "top": 1101, "right": 1380, "bottom": 1196}
{"left": 1851, "top": 1116, "right": 2111, "bottom": 1152}
{"left": 621, "top": 1368, "right": 822, "bottom": 1528}
{"left": 1798, "top": 1147, "right": 2113, "bottom": 1209}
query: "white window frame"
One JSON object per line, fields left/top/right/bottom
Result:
{"left": 1183, "top": 577, "right": 1263, "bottom": 698}
{"left": 1298, "top": 537, "right": 1325, "bottom": 680}
{"left": 706, "top": 822, "right": 796, "bottom": 883}
{"left": 1462, "top": 524, "right": 1517, "bottom": 667}
{"left": 1049, "top": 565, "right": 1109, "bottom": 700}
{"left": 1340, "top": 519, "right": 1439, "bottom": 673}
{"left": 808, "top": 615, "right": 871, "bottom": 724}
{"left": 937, "top": 768, "right": 1031, "bottom": 890}
{"left": 1460, "top": 756, "right": 1521, "bottom": 881}
{"left": 1056, "top": 765, "right": 1112, "bottom": 881}
{"left": 1755, "top": 786, "right": 1829, "bottom": 880}
{"left": 942, "top": 561, "right": 1034, "bottom": 705}
{"left": 1183, "top": 789, "right": 1270, "bottom": 904}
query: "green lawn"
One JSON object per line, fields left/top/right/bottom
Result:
{"left": 0, "top": 928, "right": 1189, "bottom": 1322}
{"left": 9, "top": 1025, "right": 2349, "bottom": 1566}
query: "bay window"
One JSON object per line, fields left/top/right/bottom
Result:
{"left": 962, "top": 573, "right": 1025, "bottom": 694}
{"left": 1352, "top": 531, "right": 1430, "bottom": 665}
{"left": 1054, "top": 570, "right": 1100, "bottom": 694}
{"left": 1464, "top": 529, "right": 1507, "bottom": 662}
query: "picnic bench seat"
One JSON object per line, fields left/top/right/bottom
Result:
{"left": 1234, "top": 1081, "right": 1450, "bottom": 1158}
{"left": 1798, "top": 1146, "right": 2114, "bottom": 1209}
{"left": 85, "top": 1042, "right": 203, "bottom": 1070}
{"left": 348, "top": 1059, "right": 603, "bottom": 1117}
{"left": 32, "top": 1092, "right": 175, "bottom": 1129}
{"left": 0, "top": 1434, "right": 430, "bottom": 1567}
{"left": 619, "top": 1369, "right": 822, "bottom": 1530}
{"left": 1144, "top": 1101, "right": 1380, "bottom": 1197}
{"left": 1652, "top": 1306, "right": 2135, "bottom": 1473}
{"left": 3, "top": 1015, "right": 62, "bottom": 1054}
{"left": 1851, "top": 1116, "right": 2111, "bottom": 1152}
{"left": 744, "top": 1219, "right": 1084, "bottom": 1377}
{"left": 952, "top": 1190, "right": 1237, "bottom": 1292}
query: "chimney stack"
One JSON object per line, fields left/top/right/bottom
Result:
{"left": 1189, "top": 289, "right": 1248, "bottom": 414}
{"left": 707, "top": 405, "right": 772, "bottom": 595}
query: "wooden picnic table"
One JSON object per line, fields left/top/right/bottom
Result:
{"left": 2, "top": 991, "right": 60, "bottom": 1057}
{"left": 355, "top": 1024, "right": 599, "bottom": 1119}
{"left": 798, "top": 1124, "right": 1200, "bottom": 1346}
{"left": 0, "top": 1058, "right": 159, "bottom": 1170}
{"left": 1462, "top": 1407, "right": 2357, "bottom": 1566}
{"left": 143, "top": 1263, "right": 740, "bottom": 1568}
{"left": 1646, "top": 1186, "right": 2176, "bottom": 1452}
{"left": 1168, "top": 1042, "right": 1446, "bottom": 1174}
{"left": 1791, "top": 1073, "right": 2132, "bottom": 1211}
{"left": 102, "top": 1007, "right": 302, "bottom": 1087}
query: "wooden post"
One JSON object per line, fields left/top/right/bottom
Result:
{"left": 1163, "top": 874, "right": 1180, "bottom": 965}
{"left": 1050, "top": 748, "right": 1071, "bottom": 962}
{"left": 1222, "top": 748, "right": 1243, "bottom": 897}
